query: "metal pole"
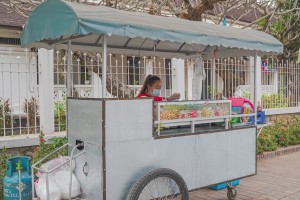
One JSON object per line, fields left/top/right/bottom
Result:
{"left": 18, "top": 169, "right": 21, "bottom": 200}
{"left": 67, "top": 40, "right": 72, "bottom": 97}
{"left": 69, "top": 145, "right": 79, "bottom": 200}
{"left": 212, "top": 58, "right": 216, "bottom": 99}
{"left": 31, "top": 167, "right": 35, "bottom": 199}
{"left": 46, "top": 173, "right": 50, "bottom": 200}
{"left": 254, "top": 52, "right": 258, "bottom": 126}
{"left": 102, "top": 35, "right": 107, "bottom": 98}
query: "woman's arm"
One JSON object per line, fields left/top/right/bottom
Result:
{"left": 167, "top": 93, "right": 181, "bottom": 101}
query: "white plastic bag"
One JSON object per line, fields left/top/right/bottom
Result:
{"left": 35, "top": 175, "right": 61, "bottom": 200}
{"left": 40, "top": 156, "right": 75, "bottom": 175}
{"left": 53, "top": 170, "right": 81, "bottom": 199}
{"left": 35, "top": 156, "right": 81, "bottom": 200}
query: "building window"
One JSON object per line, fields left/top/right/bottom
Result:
{"left": 127, "top": 56, "right": 141, "bottom": 85}
{"left": 165, "top": 59, "right": 172, "bottom": 89}
{"left": 0, "top": 37, "right": 21, "bottom": 45}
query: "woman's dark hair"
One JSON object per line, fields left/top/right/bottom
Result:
{"left": 139, "top": 75, "right": 161, "bottom": 95}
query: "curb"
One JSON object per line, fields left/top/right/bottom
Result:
{"left": 257, "top": 144, "right": 300, "bottom": 161}
{"left": 280, "top": 190, "right": 300, "bottom": 200}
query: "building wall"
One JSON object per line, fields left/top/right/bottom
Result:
{"left": 0, "top": 45, "right": 37, "bottom": 110}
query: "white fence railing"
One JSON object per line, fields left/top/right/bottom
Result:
{"left": 0, "top": 50, "right": 40, "bottom": 137}
{"left": 1, "top": 48, "right": 300, "bottom": 137}
{"left": 260, "top": 59, "right": 300, "bottom": 109}
{"left": 235, "top": 85, "right": 277, "bottom": 97}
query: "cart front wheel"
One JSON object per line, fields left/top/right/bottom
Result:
{"left": 127, "top": 168, "right": 189, "bottom": 200}
{"left": 227, "top": 187, "right": 237, "bottom": 200}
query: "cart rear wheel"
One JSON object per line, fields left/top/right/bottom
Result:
{"left": 227, "top": 187, "right": 237, "bottom": 200}
{"left": 127, "top": 168, "right": 189, "bottom": 200}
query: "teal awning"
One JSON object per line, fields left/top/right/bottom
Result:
{"left": 21, "top": 0, "right": 283, "bottom": 57}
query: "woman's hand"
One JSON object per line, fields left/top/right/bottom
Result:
{"left": 168, "top": 93, "right": 181, "bottom": 101}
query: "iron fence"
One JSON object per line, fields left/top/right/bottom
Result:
{"left": 0, "top": 49, "right": 39, "bottom": 136}
{"left": 1, "top": 48, "right": 300, "bottom": 136}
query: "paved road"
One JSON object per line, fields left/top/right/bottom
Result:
{"left": 189, "top": 151, "right": 300, "bottom": 200}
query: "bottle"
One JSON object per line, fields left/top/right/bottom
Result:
{"left": 257, "top": 101, "right": 262, "bottom": 112}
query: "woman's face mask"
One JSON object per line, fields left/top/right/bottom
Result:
{"left": 151, "top": 89, "right": 161, "bottom": 97}
{"left": 149, "top": 80, "right": 161, "bottom": 97}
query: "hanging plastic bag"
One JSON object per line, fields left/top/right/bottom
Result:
{"left": 38, "top": 156, "right": 75, "bottom": 176}
{"left": 35, "top": 156, "right": 80, "bottom": 199}
{"left": 53, "top": 170, "right": 81, "bottom": 199}
{"left": 35, "top": 175, "right": 62, "bottom": 200}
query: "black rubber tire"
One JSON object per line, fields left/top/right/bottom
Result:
{"left": 227, "top": 188, "right": 237, "bottom": 200}
{"left": 127, "top": 168, "right": 189, "bottom": 200}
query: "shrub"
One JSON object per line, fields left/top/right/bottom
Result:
{"left": 261, "top": 93, "right": 288, "bottom": 109}
{"left": 0, "top": 147, "right": 12, "bottom": 199}
{"left": 32, "top": 131, "right": 67, "bottom": 167}
{"left": 23, "top": 97, "right": 39, "bottom": 133}
{"left": 54, "top": 99, "right": 66, "bottom": 132}
{"left": 288, "top": 119, "right": 300, "bottom": 144}
{"left": 0, "top": 99, "right": 12, "bottom": 130}
{"left": 257, "top": 118, "right": 300, "bottom": 154}
{"left": 273, "top": 125, "right": 290, "bottom": 147}
{"left": 257, "top": 132, "right": 278, "bottom": 154}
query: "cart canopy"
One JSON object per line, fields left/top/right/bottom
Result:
{"left": 21, "top": 0, "right": 283, "bottom": 57}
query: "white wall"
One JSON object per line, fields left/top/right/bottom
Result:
{"left": 0, "top": 46, "right": 37, "bottom": 114}
{"left": 171, "top": 58, "right": 185, "bottom": 100}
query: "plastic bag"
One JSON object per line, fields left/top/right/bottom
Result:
{"left": 35, "top": 156, "right": 80, "bottom": 200}
{"left": 35, "top": 175, "right": 62, "bottom": 200}
{"left": 53, "top": 170, "right": 81, "bottom": 199}
{"left": 39, "top": 156, "right": 75, "bottom": 176}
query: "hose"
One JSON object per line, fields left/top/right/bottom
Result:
{"left": 69, "top": 144, "right": 79, "bottom": 200}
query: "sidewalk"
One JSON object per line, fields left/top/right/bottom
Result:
{"left": 189, "top": 151, "right": 300, "bottom": 200}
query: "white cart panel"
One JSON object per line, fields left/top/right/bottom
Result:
{"left": 106, "top": 140, "right": 154, "bottom": 200}
{"left": 105, "top": 99, "right": 153, "bottom": 142}
{"left": 105, "top": 99, "right": 154, "bottom": 200}
{"left": 196, "top": 128, "right": 256, "bottom": 188}
{"left": 196, "top": 132, "right": 229, "bottom": 187}
{"left": 153, "top": 136, "right": 197, "bottom": 189}
{"left": 68, "top": 99, "right": 103, "bottom": 199}
{"left": 67, "top": 99, "right": 103, "bottom": 145}
{"left": 226, "top": 128, "right": 256, "bottom": 178}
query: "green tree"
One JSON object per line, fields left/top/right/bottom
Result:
{"left": 255, "top": 0, "right": 300, "bottom": 59}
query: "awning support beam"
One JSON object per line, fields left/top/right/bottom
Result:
{"left": 153, "top": 40, "right": 161, "bottom": 51}
{"left": 124, "top": 38, "right": 132, "bottom": 47}
{"left": 46, "top": 34, "right": 92, "bottom": 45}
{"left": 94, "top": 35, "right": 103, "bottom": 45}
{"left": 139, "top": 38, "right": 147, "bottom": 48}
{"left": 61, "top": 41, "right": 192, "bottom": 55}
{"left": 178, "top": 42, "right": 186, "bottom": 52}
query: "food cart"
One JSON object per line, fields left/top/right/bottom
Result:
{"left": 64, "top": 97, "right": 255, "bottom": 200}
{"left": 21, "top": 0, "right": 283, "bottom": 199}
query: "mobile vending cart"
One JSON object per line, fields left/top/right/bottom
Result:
{"left": 65, "top": 98, "right": 256, "bottom": 200}
{"left": 21, "top": 0, "right": 283, "bottom": 199}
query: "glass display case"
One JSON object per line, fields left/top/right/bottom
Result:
{"left": 154, "top": 100, "right": 232, "bottom": 135}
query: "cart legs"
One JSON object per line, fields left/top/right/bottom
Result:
{"left": 226, "top": 183, "right": 237, "bottom": 200}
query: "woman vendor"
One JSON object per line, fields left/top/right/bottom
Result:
{"left": 137, "top": 75, "right": 181, "bottom": 101}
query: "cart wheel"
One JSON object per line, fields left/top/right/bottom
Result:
{"left": 127, "top": 168, "right": 189, "bottom": 200}
{"left": 227, "top": 187, "right": 237, "bottom": 200}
